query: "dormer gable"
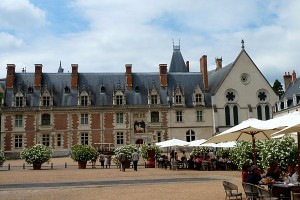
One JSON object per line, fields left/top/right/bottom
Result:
{"left": 78, "top": 82, "right": 91, "bottom": 106}
{"left": 113, "top": 81, "right": 126, "bottom": 105}
{"left": 193, "top": 85, "right": 204, "bottom": 106}
{"left": 172, "top": 83, "right": 185, "bottom": 106}
{"left": 148, "top": 81, "right": 161, "bottom": 105}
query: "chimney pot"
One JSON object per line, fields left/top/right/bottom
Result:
{"left": 71, "top": 64, "right": 78, "bottom": 90}
{"left": 6, "top": 64, "right": 16, "bottom": 89}
{"left": 200, "top": 55, "right": 208, "bottom": 91}
{"left": 159, "top": 64, "right": 168, "bottom": 87}
{"left": 34, "top": 64, "right": 43, "bottom": 89}
{"left": 125, "top": 64, "right": 132, "bottom": 89}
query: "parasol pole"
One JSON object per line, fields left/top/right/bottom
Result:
{"left": 252, "top": 133, "right": 257, "bottom": 165}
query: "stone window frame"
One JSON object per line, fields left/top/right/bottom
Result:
{"left": 80, "top": 132, "right": 89, "bottom": 145}
{"left": 13, "top": 134, "right": 23, "bottom": 149}
{"left": 196, "top": 110, "right": 203, "bottom": 122}
{"left": 80, "top": 113, "right": 89, "bottom": 125}
{"left": 14, "top": 114, "right": 23, "bottom": 127}
{"left": 116, "top": 132, "right": 124, "bottom": 145}
{"left": 176, "top": 110, "right": 183, "bottom": 122}
{"left": 42, "top": 134, "right": 50, "bottom": 146}
{"left": 193, "top": 85, "right": 205, "bottom": 106}
{"left": 186, "top": 129, "right": 195, "bottom": 142}
{"left": 148, "top": 84, "right": 161, "bottom": 105}
{"left": 116, "top": 112, "right": 124, "bottom": 124}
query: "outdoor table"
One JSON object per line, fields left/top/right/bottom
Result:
{"left": 271, "top": 182, "right": 300, "bottom": 200}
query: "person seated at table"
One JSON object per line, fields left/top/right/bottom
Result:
{"left": 170, "top": 150, "right": 175, "bottom": 161}
{"left": 187, "top": 155, "right": 194, "bottom": 169}
{"left": 265, "top": 161, "right": 281, "bottom": 181}
{"left": 181, "top": 151, "right": 188, "bottom": 168}
{"left": 246, "top": 165, "right": 262, "bottom": 185}
{"left": 194, "top": 155, "right": 202, "bottom": 170}
{"left": 284, "top": 163, "right": 298, "bottom": 184}
{"left": 242, "top": 162, "right": 251, "bottom": 183}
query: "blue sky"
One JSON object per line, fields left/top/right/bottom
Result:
{"left": 1, "top": 0, "right": 300, "bottom": 85}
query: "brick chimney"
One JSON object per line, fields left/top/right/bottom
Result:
{"left": 292, "top": 70, "right": 297, "bottom": 83}
{"left": 125, "top": 64, "right": 132, "bottom": 90}
{"left": 159, "top": 64, "right": 168, "bottom": 87}
{"left": 6, "top": 64, "right": 15, "bottom": 89}
{"left": 71, "top": 64, "right": 78, "bottom": 90}
{"left": 283, "top": 71, "right": 292, "bottom": 91}
{"left": 215, "top": 57, "right": 222, "bottom": 71}
{"left": 200, "top": 55, "right": 208, "bottom": 91}
{"left": 186, "top": 61, "right": 189, "bottom": 72}
{"left": 34, "top": 64, "right": 42, "bottom": 89}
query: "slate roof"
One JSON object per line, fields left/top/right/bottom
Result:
{"left": 282, "top": 78, "right": 300, "bottom": 100}
{"left": 2, "top": 46, "right": 240, "bottom": 108}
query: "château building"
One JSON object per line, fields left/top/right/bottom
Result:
{"left": 0, "top": 41, "right": 278, "bottom": 158}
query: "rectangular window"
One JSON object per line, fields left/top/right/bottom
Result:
{"left": 16, "top": 97, "right": 23, "bottom": 107}
{"left": 116, "top": 95, "right": 123, "bottom": 105}
{"left": 43, "top": 96, "right": 50, "bottom": 106}
{"left": 15, "top": 115, "right": 23, "bottom": 127}
{"left": 57, "top": 134, "right": 62, "bottom": 147}
{"left": 14, "top": 135, "right": 23, "bottom": 148}
{"left": 195, "top": 94, "right": 202, "bottom": 103}
{"left": 175, "top": 95, "right": 182, "bottom": 104}
{"left": 81, "top": 96, "right": 88, "bottom": 106}
{"left": 81, "top": 113, "right": 89, "bottom": 125}
{"left": 116, "top": 132, "right": 124, "bottom": 145}
{"left": 157, "top": 132, "right": 162, "bottom": 143}
{"left": 151, "top": 111, "right": 159, "bottom": 122}
{"left": 42, "top": 134, "right": 50, "bottom": 146}
{"left": 116, "top": 113, "right": 124, "bottom": 124}
{"left": 81, "top": 133, "right": 89, "bottom": 145}
{"left": 151, "top": 95, "right": 157, "bottom": 104}
{"left": 196, "top": 111, "right": 203, "bottom": 122}
{"left": 41, "top": 114, "right": 51, "bottom": 125}
{"left": 176, "top": 111, "right": 183, "bottom": 122}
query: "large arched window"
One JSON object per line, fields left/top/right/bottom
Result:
{"left": 265, "top": 105, "right": 270, "bottom": 120}
{"left": 225, "top": 105, "right": 230, "bottom": 126}
{"left": 233, "top": 105, "right": 239, "bottom": 125}
{"left": 257, "top": 105, "right": 262, "bottom": 120}
{"left": 186, "top": 130, "right": 195, "bottom": 142}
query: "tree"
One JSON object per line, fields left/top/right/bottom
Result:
{"left": 272, "top": 79, "right": 284, "bottom": 99}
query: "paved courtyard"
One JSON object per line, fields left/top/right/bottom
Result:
{"left": 0, "top": 157, "right": 246, "bottom": 200}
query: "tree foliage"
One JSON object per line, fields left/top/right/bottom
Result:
{"left": 272, "top": 79, "right": 284, "bottom": 99}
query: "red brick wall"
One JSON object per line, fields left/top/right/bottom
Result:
{"left": 104, "top": 113, "right": 114, "bottom": 144}
{"left": 54, "top": 113, "right": 68, "bottom": 130}
{"left": 4, "top": 115, "right": 13, "bottom": 131}
{"left": 4, "top": 133, "right": 11, "bottom": 151}
{"left": 71, "top": 114, "right": 79, "bottom": 145}
{"left": 91, "top": 113, "right": 100, "bottom": 145}
{"left": 26, "top": 132, "right": 35, "bottom": 147}
{"left": 25, "top": 115, "right": 35, "bottom": 131}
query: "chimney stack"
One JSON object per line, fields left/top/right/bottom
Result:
{"left": 215, "top": 57, "right": 222, "bottom": 71}
{"left": 71, "top": 64, "right": 78, "bottom": 90}
{"left": 200, "top": 55, "right": 208, "bottom": 92}
{"left": 159, "top": 64, "right": 168, "bottom": 87}
{"left": 186, "top": 61, "right": 189, "bottom": 72}
{"left": 6, "top": 64, "right": 15, "bottom": 89}
{"left": 125, "top": 64, "right": 132, "bottom": 90}
{"left": 283, "top": 71, "right": 292, "bottom": 91}
{"left": 34, "top": 64, "right": 42, "bottom": 89}
{"left": 292, "top": 70, "right": 297, "bottom": 83}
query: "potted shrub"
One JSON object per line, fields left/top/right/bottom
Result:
{"left": 70, "top": 144, "right": 99, "bottom": 169}
{"left": 20, "top": 144, "right": 53, "bottom": 170}
{"left": 140, "top": 145, "right": 162, "bottom": 168}
{"left": 0, "top": 150, "right": 6, "bottom": 167}
{"left": 114, "top": 145, "right": 136, "bottom": 168}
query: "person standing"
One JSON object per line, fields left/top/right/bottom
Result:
{"left": 106, "top": 154, "right": 112, "bottom": 169}
{"left": 99, "top": 153, "right": 105, "bottom": 169}
{"left": 132, "top": 149, "right": 139, "bottom": 171}
{"left": 119, "top": 152, "right": 126, "bottom": 172}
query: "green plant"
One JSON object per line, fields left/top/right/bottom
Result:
{"left": 259, "top": 135, "right": 297, "bottom": 171}
{"left": 114, "top": 145, "right": 136, "bottom": 160}
{"left": 191, "top": 147, "right": 211, "bottom": 156}
{"left": 70, "top": 144, "right": 99, "bottom": 162}
{"left": 140, "top": 145, "right": 162, "bottom": 160}
{"left": 216, "top": 148, "right": 231, "bottom": 158}
{"left": 20, "top": 144, "right": 53, "bottom": 165}
{"left": 0, "top": 150, "right": 6, "bottom": 166}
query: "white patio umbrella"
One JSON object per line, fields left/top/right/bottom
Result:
{"left": 270, "top": 112, "right": 300, "bottom": 137}
{"left": 203, "top": 118, "right": 281, "bottom": 165}
{"left": 159, "top": 138, "right": 189, "bottom": 148}
{"left": 213, "top": 141, "right": 236, "bottom": 148}
{"left": 188, "top": 139, "right": 207, "bottom": 147}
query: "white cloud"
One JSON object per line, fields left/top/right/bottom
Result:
{"left": 0, "top": 0, "right": 300, "bottom": 87}
{"left": 0, "top": 0, "right": 46, "bottom": 31}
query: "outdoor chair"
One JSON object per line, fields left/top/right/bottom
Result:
{"left": 223, "top": 181, "right": 243, "bottom": 200}
{"left": 242, "top": 182, "right": 259, "bottom": 200}
{"left": 256, "top": 185, "right": 278, "bottom": 200}
{"left": 291, "top": 187, "right": 300, "bottom": 200}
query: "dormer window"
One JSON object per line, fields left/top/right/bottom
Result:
{"left": 293, "top": 94, "right": 297, "bottom": 106}
{"left": 64, "top": 85, "right": 70, "bottom": 93}
{"left": 43, "top": 96, "right": 50, "bottom": 106}
{"left": 151, "top": 95, "right": 158, "bottom": 104}
{"left": 14, "top": 91, "right": 25, "bottom": 107}
{"left": 116, "top": 95, "right": 123, "bottom": 105}
{"left": 195, "top": 94, "right": 202, "bottom": 103}
{"left": 193, "top": 85, "right": 204, "bottom": 106}
{"left": 28, "top": 86, "right": 33, "bottom": 94}
{"left": 135, "top": 86, "right": 140, "bottom": 93}
{"left": 148, "top": 82, "right": 161, "bottom": 105}
{"left": 81, "top": 95, "right": 88, "bottom": 106}
{"left": 113, "top": 81, "right": 126, "bottom": 105}
{"left": 100, "top": 86, "right": 106, "bottom": 94}
{"left": 175, "top": 95, "right": 182, "bottom": 104}
{"left": 16, "top": 96, "right": 23, "bottom": 107}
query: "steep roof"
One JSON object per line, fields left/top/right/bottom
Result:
{"left": 169, "top": 45, "right": 187, "bottom": 73}
{"left": 282, "top": 78, "right": 300, "bottom": 99}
